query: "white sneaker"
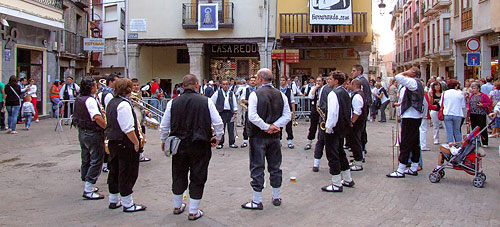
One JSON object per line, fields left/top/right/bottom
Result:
{"left": 482, "top": 145, "right": 488, "bottom": 148}
{"left": 35, "top": 119, "right": 39, "bottom": 123}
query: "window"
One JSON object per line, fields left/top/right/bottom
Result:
{"left": 443, "top": 18, "right": 451, "bottom": 49}
{"left": 432, "top": 24, "right": 435, "bottom": 53}
{"left": 427, "top": 26, "right": 430, "bottom": 54}
{"left": 437, "top": 20, "right": 440, "bottom": 51}
{"left": 461, "top": 0, "right": 472, "bottom": 30}
{"left": 105, "top": 38, "right": 117, "bottom": 55}
{"left": 454, "top": 0, "right": 459, "bottom": 17}
{"left": 105, "top": 5, "right": 118, "bottom": 22}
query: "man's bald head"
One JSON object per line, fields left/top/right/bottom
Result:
{"left": 183, "top": 74, "right": 199, "bottom": 90}
{"left": 257, "top": 68, "right": 273, "bottom": 82}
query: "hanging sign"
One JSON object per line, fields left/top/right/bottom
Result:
{"left": 198, "top": 3, "right": 218, "bottom": 31}
{"left": 309, "top": 0, "right": 353, "bottom": 25}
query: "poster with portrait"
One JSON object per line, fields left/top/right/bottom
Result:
{"left": 309, "top": 0, "right": 353, "bottom": 25}
{"left": 198, "top": 3, "right": 218, "bottom": 31}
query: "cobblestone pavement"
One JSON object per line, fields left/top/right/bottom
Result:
{"left": 0, "top": 118, "right": 500, "bottom": 226}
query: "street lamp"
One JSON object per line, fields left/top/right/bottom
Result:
{"left": 378, "top": 0, "right": 387, "bottom": 16}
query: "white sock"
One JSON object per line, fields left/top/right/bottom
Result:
{"left": 332, "top": 174, "right": 342, "bottom": 186}
{"left": 253, "top": 191, "right": 262, "bottom": 204}
{"left": 189, "top": 198, "right": 200, "bottom": 214}
{"left": 122, "top": 194, "right": 133, "bottom": 208}
{"left": 397, "top": 163, "right": 407, "bottom": 173}
{"left": 140, "top": 153, "right": 144, "bottom": 159}
{"left": 341, "top": 170, "right": 352, "bottom": 182}
{"left": 109, "top": 193, "right": 119, "bottom": 203}
{"left": 103, "top": 163, "right": 107, "bottom": 168}
{"left": 308, "top": 139, "right": 313, "bottom": 144}
{"left": 313, "top": 159, "right": 320, "bottom": 167}
{"left": 272, "top": 188, "right": 280, "bottom": 199}
{"left": 84, "top": 181, "right": 93, "bottom": 193}
{"left": 173, "top": 193, "right": 183, "bottom": 209}
{"left": 410, "top": 163, "right": 419, "bottom": 172}
{"left": 244, "top": 140, "right": 248, "bottom": 143}
{"left": 287, "top": 140, "right": 293, "bottom": 145}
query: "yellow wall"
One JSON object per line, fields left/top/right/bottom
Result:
{"left": 291, "top": 58, "right": 360, "bottom": 76}
{"left": 0, "top": 0, "right": 63, "bottom": 21}
{"left": 277, "top": 0, "right": 372, "bottom": 43}
{"left": 138, "top": 46, "right": 189, "bottom": 86}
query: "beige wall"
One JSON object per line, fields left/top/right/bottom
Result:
{"left": 290, "top": 58, "right": 360, "bottom": 77}
{"left": 452, "top": 0, "right": 495, "bottom": 41}
{"left": 129, "top": 0, "right": 276, "bottom": 39}
{"left": 138, "top": 46, "right": 189, "bottom": 85}
{"left": 0, "top": 0, "right": 63, "bottom": 21}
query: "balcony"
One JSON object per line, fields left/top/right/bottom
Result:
{"left": 73, "top": 0, "right": 89, "bottom": 8}
{"left": 32, "top": 0, "right": 63, "bottom": 9}
{"left": 413, "top": 12, "right": 420, "bottom": 29}
{"left": 182, "top": 2, "right": 234, "bottom": 29}
{"left": 432, "top": 0, "right": 451, "bottom": 10}
{"left": 279, "top": 12, "right": 367, "bottom": 39}
{"left": 63, "top": 30, "right": 86, "bottom": 57}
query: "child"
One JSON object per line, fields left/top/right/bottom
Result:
{"left": 21, "top": 95, "right": 35, "bottom": 130}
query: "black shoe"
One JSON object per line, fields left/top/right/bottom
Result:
{"left": 82, "top": 191, "right": 104, "bottom": 200}
{"left": 312, "top": 166, "right": 319, "bottom": 172}
{"left": 102, "top": 167, "right": 109, "bottom": 173}
{"left": 342, "top": 180, "right": 355, "bottom": 188}
{"left": 216, "top": 145, "right": 223, "bottom": 149}
{"left": 241, "top": 201, "right": 263, "bottom": 210}
{"left": 272, "top": 198, "right": 281, "bottom": 206}
{"left": 139, "top": 157, "right": 151, "bottom": 162}
{"left": 288, "top": 144, "right": 295, "bottom": 149}
{"left": 321, "top": 184, "right": 343, "bottom": 192}
{"left": 123, "top": 204, "right": 147, "bottom": 213}
{"left": 229, "top": 144, "right": 238, "bottom": 148}
{"left": 304, "top": 144, "right": 312, "bottom": 150}
{"left": 404, "top": 169, "right": 418, "bottom": 176}
{"left": 240, "top": 143, "right": 248, "bottom": 148}
{"left": 188, "top": 210, "right": 204, "bottom": 221}
{"left": 386, "top": 171, "right": 405, "bottom": 178}
{"left": 109, "top": 201, "right": 122, "bottom": 209}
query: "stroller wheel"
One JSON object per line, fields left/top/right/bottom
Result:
{"left": 473, "top": 177, "right": 485, "bottom": 188}
{"left": 429, "top": 172, "right": 440, "bottom": 183}
{"left": 439, "top": 170, "right": 445, "bottom": 179}
{"left": 477, "top": 172, "right": 486, "bottom": 182}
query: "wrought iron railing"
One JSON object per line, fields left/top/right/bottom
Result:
{"left": 182, "top": 2, "right": 234, "bottom": 29}
{"left": 279, "top": 12, "right": 367, "bottom": 37}
{"left": 33, "top": 0, "right": 63, "bottom": 9}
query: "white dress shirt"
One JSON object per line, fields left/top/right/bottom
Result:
{"left": 291, "top": 82, "right": 303, "bottom": 96}
{"left": 160, "top": 97, "right": 224, "bottom": 142}
{"left": 351, "top": 93, "right": 364, "bottom": 116}
{"left": 211, "top": 89, "right": 238, "bottom": 111}
{"left": 247, "top": 84, "right": 291, "bottom": 130}
{"left": 85, "top": 97, "right": 102, "bottom": 121}
{"left": 308, "top": 86, "right": 320, "bottom": 100}
{"left": 59, "top": 83, "right": 80, "bottom": 100}
{"left": 325, "top": 89, "right": 340, "bottom": 134}
{"left": 395, "top": 74, "right": 423, "bottom": 119}
{"left": 440, "top": 89, "right": 466, "bottom": 118}
{"left": 117, "top": 100, "right": 135, "bottom": 134}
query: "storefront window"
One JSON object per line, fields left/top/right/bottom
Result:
{"left": 206, "top": 44, "right": 260, "bottom": 80}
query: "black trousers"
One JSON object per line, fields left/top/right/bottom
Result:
{"left": 325, "top": 132, "right": 349, "bottom": 175}
{"left": 220, "top": 110, "right": 235, "bottom": 145}
{"left": 361, "top": 105, "right": 370, "bottom": 151}
{"left": 314, "top": 129, "right": 326, "bottom": 159}
{"left": 243, "top": 112, "right": 249, "bottom": 140}
{"left": 307, "top": 108, "right": 319, "bottom": 141}
{"left": 172, "top": 141, "right": 212, "bottom": 200}
{"left": 0, "top": 102, "right": 5, "bottom": 129}
{"left": 399, "top": 118, "right": 422, "bottom": 165}
{"left": 348, "top": 120, "right": 365, "bottom": 162}
{"left": 470, "top": 113, "right": 488, "bottom": 145}
{"left": 63, "top": 101, "right": 74, "bottom": 118}
{"left": 280, "top": 121, "right": 294, "bottom": 141}
{"left": 107, "top": 140, "right": 140, "bottom": 197}
{"left": 249, "top": 137, "right": 282, "bottom": 192}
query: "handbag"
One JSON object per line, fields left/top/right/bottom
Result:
{"left": 164, "top": 136, "right": 181, "bottom": 157}
{"left": 438, "top": 92, "right": 445, "bottom": 121}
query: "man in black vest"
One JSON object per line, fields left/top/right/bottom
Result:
{"left": 73, "top": 77, "right": 107, "bottom": 200}
{"left": 98, "top": 74, "right": 118, "bottom": 172}
{"left": 348, "top": 79, "right": 367, "bottom": 171}
{"left": 279, "top": 76, "right": 296, "bottom": 148}
{"left": 351, "top": 65, "right": 371, "bottom": 160}
{"left": 211, "top": 79, "right": 238, "bottom": 149}
{"left": 106, "top": 78, "right": 146, "bottom": 212}
{"left": 241, "top": 68, "right": 291, "bottom": 210}
{"left": 387, "top": 67, "right": 424, "bottom": 178}
{"left": 305, "top": 76, "right": 324, "bottom": 150}
{"left": 321, "top": 71, "right": 354, "bottom": 192}
{"left": 312, "top": 78, "right": 333, "bottom": 172}
{"left": 240, "top": 76, "right": 257, "bottom": 148}
{"left": 160, "top": 74, "right": 223, "bottom": 221}
{"left": 59, "top": 76, "right": 80, "bottom": 121}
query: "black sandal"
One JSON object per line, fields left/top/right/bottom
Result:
{"left": 109, "top": 201, "right": 122, "bottom": 209}
{"left": 82, "top": 191, "right": 104, "bottom": 200}
{"left": 241, "top": 201, "right": 263, "bottom": 210}
{"left": 188, "top": 210, "right": 204, "bottom": 221}
{"left": 123, "top": 204, "right": 147, "bottom": 213}
{"left": 173, "top": 203, "right": 186, "bottom": 215}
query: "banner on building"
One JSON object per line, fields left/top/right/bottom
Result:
{"left": 198, "top": 3, "right": 218, "bottom": 31}
{"left": 309, "top": 0, "right": 353, "bottom": 25}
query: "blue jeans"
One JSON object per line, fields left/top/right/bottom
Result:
{"left": 444, "top": 115, "right": 463, "bottom": 143}
{"left": 6, "top": 105, "right": 20, "bottom": 131}
{"left": 24, "top": 112, "right": 33, "bottom": 128}
{"left": 51, "top": 98, "right": 62, "bottom": 117}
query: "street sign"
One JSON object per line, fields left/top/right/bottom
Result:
{"left": 466, "top": 38, "right": 480, "bottom": 52}
{"left": 128, "top": 33, "right": 138, "bottom": 39}
{"left": 271, "top": 49, "right": 300, "bottom": 63}
{"left": 466, "top": 52, "right": 481, "bottom": 66}
{"left": 83, "top": 38, "right": 105, "bottom": 52}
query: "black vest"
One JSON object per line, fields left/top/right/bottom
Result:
{"left": 98, "top": 89, "right": 111, "bottom": 110}
{"left": 73, "top": 96, "right": 103, "bottom": 132}
{"left": 311, "top": 87, "right": 320, "bottom": 106}
{"left": 333, "top": 86, "right": 352, "bottom": 136}
{"left": 280, "top": 87, "right": 292, "bottom": 111}
{"left": 351, "top": 90, "right": 368, "bottom": 121}
{"left": 215, "top": 89, "right": 235, "bottom": 113}
{"left": 358, "top": 76, "right": 372, "bottom": 106}
{"left": 63, "top": 83, "right": 78, "bottom": 100}
{"left": 319, "top": 85, "right": 333, "bottom": 117}
{"left": 401, "top": 78, "right": 424, "bottom": 114}
{"left": 170, "top": 90, "right": 212, "bottom": 143}
{"left": 249, "top": 86, "right": 284, "bottom": 139}
{"left": 105, "top": 97, "right": 140, "bottom": 142}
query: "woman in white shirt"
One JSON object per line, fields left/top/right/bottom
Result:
{"left": 440, "top": 79, "right": 466, "bottom": 143}
{"left": 26, "top": 79, "right": 39, "bottom": 122}
{"left": 376, "top": 82, "right": 389, "bottom": 122}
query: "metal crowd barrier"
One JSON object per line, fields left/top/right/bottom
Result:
{"left": 294, "top": 96, "right": 312, "bottom": 119}
{"left": 141, "top": 97, "right": 171, "bottom": 122}
{"left": 54, "top": 99, "right": 75, "bottom": 132}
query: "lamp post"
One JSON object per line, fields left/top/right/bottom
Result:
{"left": 378, "top": 0, "right": 387, "bottom": 16}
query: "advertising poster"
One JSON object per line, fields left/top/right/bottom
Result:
{"left": 309, "top": 0, "right": 353, "bottom": 25}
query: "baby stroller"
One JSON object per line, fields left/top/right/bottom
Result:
{"left": 428, "top": 120, "right": 492, "bottom": 188}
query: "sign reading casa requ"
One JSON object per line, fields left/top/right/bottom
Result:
{"left": 198, "top": 3, "right": 218, "bottom": 31}
{"left": 309, "top": 0, "right": 353, "bottom": 25}
{"left": 83, "top": 38, "right": 105, "bottom": 52}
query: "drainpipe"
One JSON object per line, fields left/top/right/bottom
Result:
{"left": 264, "top": 0, "right": 270, "bottom": 68}
{"left": 125, "top": 0, "right": 129, "bottom": 78}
